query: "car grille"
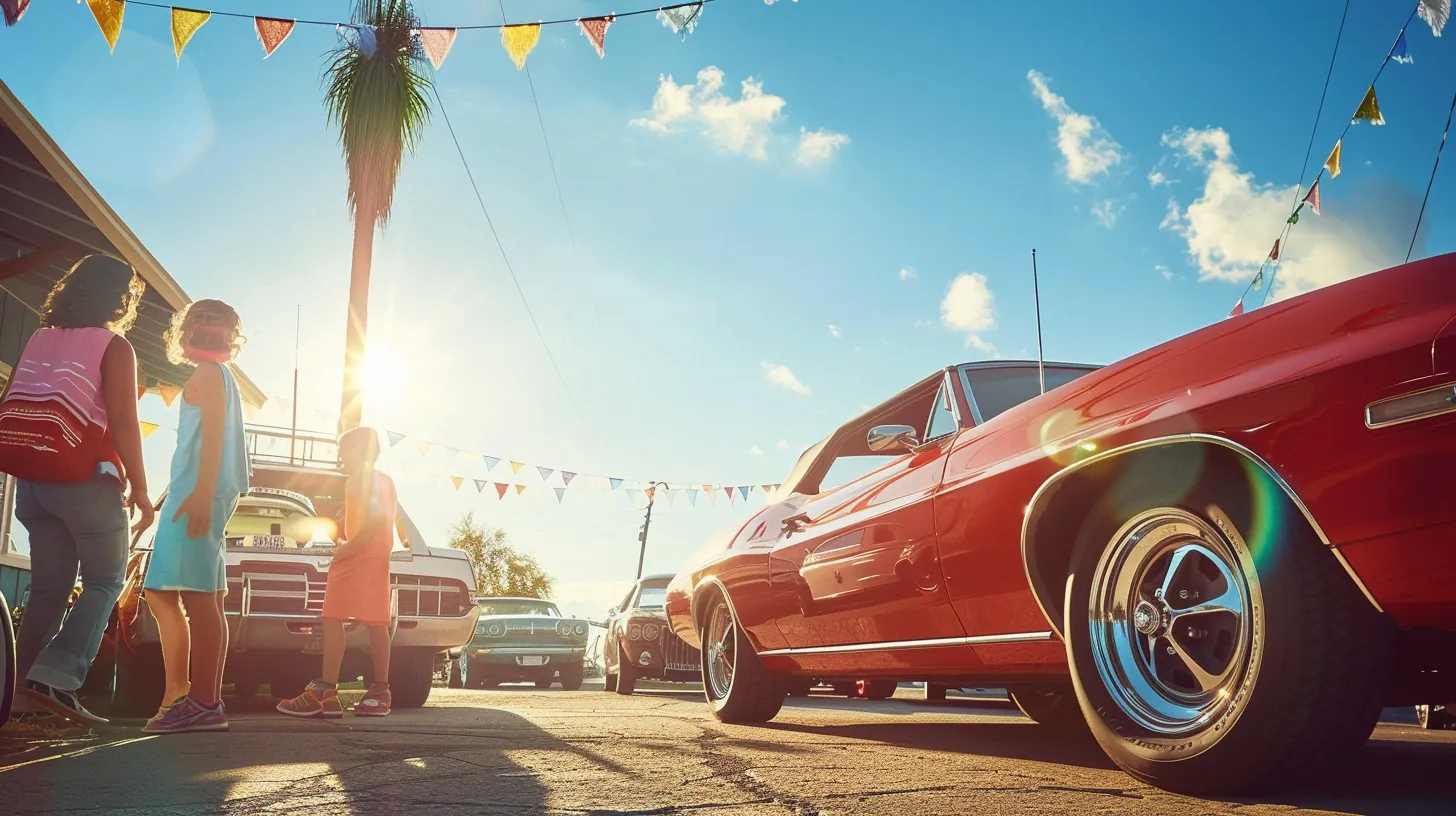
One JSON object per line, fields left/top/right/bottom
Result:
{"left": 221, "top": 565, "right": 465, "bottom": 618}
{"left": 394, "top": 575, "right": 467, "bottom": 617}
{"left": 662, "top": 630, "right": 701, "bottom": 672}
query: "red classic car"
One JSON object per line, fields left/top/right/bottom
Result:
{"left": 666, "top": 255, "right": 1456, "bottom": 794}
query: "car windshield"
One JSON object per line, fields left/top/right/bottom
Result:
{"left": 482, "top": 600, "right": 559, "bottom": 617}
{"left": 637, "top": 586, "right": 668, "bottom": 608}
{"left": 960, "top": 365, "right": 1096, "bottom": 422}
{"left": 224, "top": 499, "right": 327, "bottom": 545}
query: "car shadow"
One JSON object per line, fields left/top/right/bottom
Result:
{"left": 763, "top": 717, "right": 1119, "bottom": 771}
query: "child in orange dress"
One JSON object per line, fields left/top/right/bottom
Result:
{"left": 277, "top": 426, "right": 399, "bottom": 718}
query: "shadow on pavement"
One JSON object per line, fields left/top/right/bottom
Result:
{"left": 763, "top": 718, "right": 1120, "bottom": 771}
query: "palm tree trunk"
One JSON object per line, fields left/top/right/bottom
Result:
{"left": 339, "top": 213, "right": 376, "bottom": 431}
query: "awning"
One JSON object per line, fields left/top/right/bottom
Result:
{"left": 0, "top": 77, "right": 265, "bottom": 407}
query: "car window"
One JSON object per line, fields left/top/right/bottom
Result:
{"left": 924, "top": 381, "right": 958, "bottom": 441}
{"left": 482, "top": 600, "right": 558, "bottom": 616}
{"left": 225, "top": 502, "right": 324, "bottom": 544}
{"left": 637, "top": 586, "right": 668, "bottom": 608}
{"left": 961, "top": 365, "right": 1096, "bottom": 422}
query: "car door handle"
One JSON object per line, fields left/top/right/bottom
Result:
{"left": 781, "top": 513, "right": 812, "bottom": 536}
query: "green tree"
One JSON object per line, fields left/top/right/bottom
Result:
{"left": 323, "top": 0, "right": 433, "bottom": 430}
{"left": 448, "top": 513, "right": 554, "bottom": 599}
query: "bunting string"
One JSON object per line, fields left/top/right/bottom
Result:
{"left": 1229, "top": 0, "right": 1443, "bottom": 317}
{"left": 20, "top": 0, "right": 751, "bottom": 65}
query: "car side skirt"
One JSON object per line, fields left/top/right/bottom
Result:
{"left": 757, "top": 631, "right": 1055, "bottom": 657}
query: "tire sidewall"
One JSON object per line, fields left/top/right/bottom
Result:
{"left": 1067, "top": 493, "right": 1294, "bottom": 777}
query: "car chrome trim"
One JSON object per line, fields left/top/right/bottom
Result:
{"left": 756, "top": 631, "right": 1055, "bottom": 657}
{"left": 1019, "top": 433, "right": 1383, "bottom": 632}
{"left": 1363, "top": 382, "right": 1456, "bottom": 429}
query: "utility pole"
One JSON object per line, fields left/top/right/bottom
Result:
{"left": 1031, "top": 248, "right": 1046, "bottom": 395}
{"left": 635, "top": 481, "right": 667, "bottom": 581}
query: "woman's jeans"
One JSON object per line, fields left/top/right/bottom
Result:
{"left": 14, "top": 477, "right": 129, "bottom": 691}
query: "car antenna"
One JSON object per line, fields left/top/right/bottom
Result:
{"left": 1032, "top": 249, "right": 1046, "bottom": 395}
{"left": 289, "top": 304, "right": 300, "bottom": 464}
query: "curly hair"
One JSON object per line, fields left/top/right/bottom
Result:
{"left": 40, "top": 254, "right": 146, "bottom": 334}
{"left": 165, "top": 299, "right": 246, "bottom": 366}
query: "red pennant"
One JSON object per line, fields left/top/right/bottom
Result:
{"left": 1269, "top": 239, "right": 1280, "bottom": 262}
{"left": 1302, "top": 179, "right": 1322, "bottom": 216}
{"left": 158, "top": 384, "right": 182, "bottom": 407}
{"left": 1229, "top": 298, "right": 1245, "bottom": 318}
{"left": 577, "top": 15, "right": 614, "bottom": 58}
{"left": 254, "top": 17, "right": 294, "bottom": 57}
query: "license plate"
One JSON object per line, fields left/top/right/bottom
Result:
{"left": 248, "top": 535, "right": 290, "bottom": 549}
{"left": 519, "top": 656, "right": 545, "bottom": 666}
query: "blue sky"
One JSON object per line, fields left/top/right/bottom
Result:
{"left": 3, "top": 0, "right": 1454, "bottom": 619}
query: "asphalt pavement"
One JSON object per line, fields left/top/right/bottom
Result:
{"left": 1, "top": 683, "right": 1453, "bottom": 815}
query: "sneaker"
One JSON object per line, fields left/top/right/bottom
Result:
{"left": 145, "top": 695, "right": 190, "bottom": 730}
{"left": 143, "top": 697, "right": 228, "bottom": 734}
{"left": 353, "top": 683, "right": 392, "bottom": 717}
{"left": 276, "top": 682, "right": 343, "bottom": 719}
{"left": 18, "top": 681, "right": 108, "bottom": 725}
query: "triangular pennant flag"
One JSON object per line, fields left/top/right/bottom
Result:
{"left": 1303, "top": 179, "right": 1321, "bottom": 215}
{"left": 645, "top": 486, "right": 657, "bottom": 502}
{"left": 1269, "top": 239, "right": 1280, "bottom": 262}
{"left": 159, "top": 385, "right": 182, "bottom": 407}
{"left": 1229, "top": 297, "right": 1246, "bottom": 318}
{"left": 706, "top": 488, "right": 717, "bottom": 505}
{"left": 515, "top": 484, "right": 528, "bottom": 496}
{"left": 418, "top": 27, "right": 457, "bottom": 70}
{"left": 171, "top": 8, "right": 210, "bottom": 62}
{"left": 254, "top": 17, "right": 295, "bottom": 57}
{"left": 428, "top": 472, "right": 441, "bottom": 487}
{"left": 1392, "top": 32, "right": 1413, "bottom": 64}
{"left": 577, "top": 15, "right": 614, "bottom": 58}
{"left": 484, "top": 456, "right": 500, "bottom": 471}
{"left": 415, "top": 439, "right": 432, "bottom": 457}
{"left": 445, "top": 447, "right": 461, "bottom": 460}
{"left": 761, "top": 484, "right": 774, "bottom": 495}
{"left": 537, "top": 466, "right": 554, "bottom": 482}
{"left": 450, "top": 476, "right": 464, "bottom": 491}
{"left": 554, "top": 487, "right": 566, "bottom": 503}
{"left": 140, "top": 421, "right": 159, "bottom": 438}
{"left": 387, "top": 431, "right": 405, "bottom": 447}
{"left": 724, "top": 487, "right": 735, "bottom": 500}
{"left": 1353, "top": 86, "right": 1385, "bottom": 125}
{"left": 561, "top": 471, "right": 577, "bottom": 487}
{"left": 1324, "top": 140, "right": 1342, "bottom": 179}
{"left": 510, "top": 461, "right": 525, "bottom": 475}
{"left": 609, "top": 478, "right": 623, "bottom": 490}
{"left": 3, "top": 0, "right": 30, "bottom": 28}
{"left": 494, "top": 482, "right": 509, "bottom": 499}
{"left": 1252, "top": 268, "right": 1265, "bottom": 293}
{"left": 688, "top": 489, "right": 699, "bottom": 506}
{"left": 740, "top": 486, "right": 752, "bottom": 501}
{"left": 87, "top": 0, "right": 125, "bottom": 53}
{"left": 657, "top": 2, "right": 704, "bottom": 37}
{"left": 702, "top": 484, "right": 714, "bottom": 493}
{"left": 475, "top": 479, "right": 488, "bottom": 493}
{"left": 627, "top": 489, "right": 643, "bottom": 505}
{"left": 1420, "top": 0, "right": 1450, "bottom": 37}
{"left": 501, "top": 23, "right": 541, "bottom": 70}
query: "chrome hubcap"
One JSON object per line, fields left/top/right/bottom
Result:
{"left": 1088, "top": 508, "right": 1258, "bottom": 736}
{"left": 704, "top": 603, "right": 736, "bottom": 700}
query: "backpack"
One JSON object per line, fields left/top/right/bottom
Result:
{"left": 0, "top": 328, "right": 121, "bottom": 483}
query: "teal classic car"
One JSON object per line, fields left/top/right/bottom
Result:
{"left": 449, "top": 597, "right": 589, "bottom": 689}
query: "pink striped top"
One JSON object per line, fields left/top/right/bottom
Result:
{"left": 8, "top": 327, "right": 116, "bottom": 433}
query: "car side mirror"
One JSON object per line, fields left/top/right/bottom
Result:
{"left": 868, "top": 425, "right": 919, "bottom": 453}
{"left": 607, "top": 607, "right": 617, "bottom": 616}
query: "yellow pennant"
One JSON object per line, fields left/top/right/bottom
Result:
{"left": 171, "top": 8, "right": 210, "bottom": 62}
{"left": 515, "top": 483, "right": 528, "bottom": 496}
{"left": 140, "top": 421, "right": 159, "bottom": 438}
{"left": 501, "top": 24, "right": 541, "bottom": 70}
{"left": 450, "top": 475, "right": 463, "bottom": 491}
{"left": 1352, "top": 86, "right": 1385, "bottom": 126}
{"left": 87, "top": 0, "right": 125, "bottom": 53}
{"left": 1324, "top": 140, "right": 1342, "bottom": 179}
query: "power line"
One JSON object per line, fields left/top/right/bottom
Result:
{"left": 1407, "top": 83, "right": 1456, "bottom": 263}
{"left": 430, "top": 84, "right": 589, "bottom": 427}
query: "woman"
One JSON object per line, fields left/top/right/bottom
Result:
{"left": 0, "top": 254, "right": 155, "bottom": 724}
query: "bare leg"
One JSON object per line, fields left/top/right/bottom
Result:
{"left": 181, "top": 590, "right": 226, "bottom": 707}
{"left": 214, "top": 592, "right": 229, "bottom": 700}
{"left": 321, "top": 618, "right": 346, "bottom": 685}
{"left": 145, "top": 590, "right": 191, "bottom": 708}
{"left": 368, "top": 625, "right": 391, "bottom": 686}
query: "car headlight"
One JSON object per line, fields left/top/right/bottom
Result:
{"left": 556, "top": 621, "right": 572, "bottom": 637}
{"left": 642, "top": 623, "right": 661, "bottom": 640}
{"left": 486, "top": 623, "right": 504, "bottom": 637}
{"left": 475, "top": 624, "right": 488, "bottom": 636}
{"left": 574, "top": 623, "right": 586, "bottom": 637}
{"left": 628, "top": 624, "right": 642, "bottom": 641}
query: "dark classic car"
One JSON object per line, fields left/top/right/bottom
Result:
{"left": 450, "top": 597, "right": 589, "bottom": 689}
{"left": 604, "top": 574, "right": 701, "bottom": 695}
{"left": 665, "top": 256, "right": 1456, "bottom": 795}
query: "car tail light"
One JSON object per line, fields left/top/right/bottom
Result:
{"left": 643, "top": 623, "right": 661, "bottom": 640}
{"left": 1365, "top": 383, "right": 1456, "bottom": 428}
{"left": 628, "top": 624, "right": 642, "bottom": 641}
{"left": 574, "top": 623, "right": 586, "bottom": 636}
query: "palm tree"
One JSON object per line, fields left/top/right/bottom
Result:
{"left": 323, "top": 0, "right": 432, "bottom": 430}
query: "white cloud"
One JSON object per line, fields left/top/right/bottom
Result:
{"left": 1091, "top": 199, "right": 1124, "bottom": 228}
{"left": 749, "top": 445, "right": 764, "bottom": 457}
{"left": 761, "top": 361, "right": 811, "bottom": 395}
{"left": 827, "top": 324, "right": 843, "bottom": 339}
{"left": 796, "top": 127, "right": 850, "bottom": 165}
{"left": 1027, "top": 69, "right": 1125, "bottom": 184}
{"left": 899, "top": 266, "right": 917, "bottom": 281}
{"left": 1155, "top": 263, "right": 1173, "bottom": 281}
{"left": 776, "top": 439, "right": 787, "bottom": 449}
{"left": 940, "top": 273, "right": 998, "bottom": 355}
{"left": 1148, "top": 170, "right": 1174, "bottom": 188}
{"left": 1159, "top": 126, "right": 1421, "bottom": 300}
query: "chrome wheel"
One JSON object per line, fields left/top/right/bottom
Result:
{"left": 705, "top": 602, "right": 736, "bottom": 700}
{"left": 459, "top": 654, "right": 469, "bottom": 688}
{"left": 1088, "top": 507, "right": 1258, "bottom": 736}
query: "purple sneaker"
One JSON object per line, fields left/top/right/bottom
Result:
{"left": 143, "top": 697, "right": 228, "bottom": 734}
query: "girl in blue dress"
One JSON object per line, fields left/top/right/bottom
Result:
{"left": 142, "top": 300, "right": 250, "bottom": 734}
